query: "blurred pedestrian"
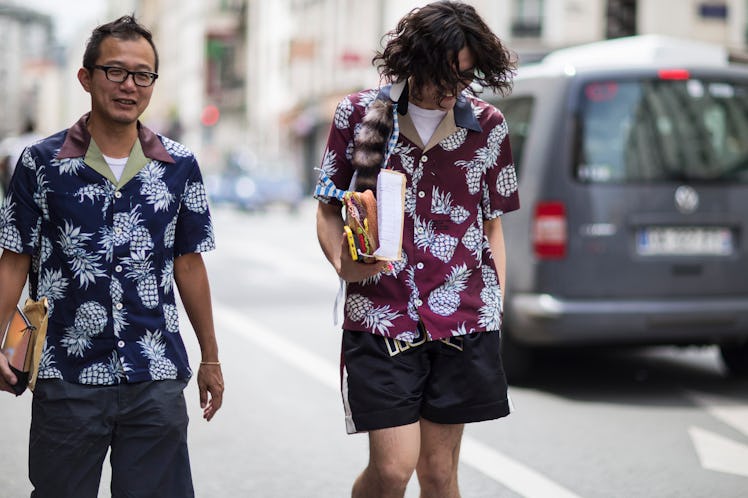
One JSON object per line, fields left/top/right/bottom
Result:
{"left": 0, "top": 119, "right": 43, "bottom": 193}
{"left": 315, "top": 2, "right": 519, "bottom": 496}
{"left": 0, "top": 14, "right": 223, "bottom": 498}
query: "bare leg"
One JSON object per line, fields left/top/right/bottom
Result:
{"left": 352, "top": 421, "right": 421, "bottom": 498}
{"left": 416, "top": 419, "right": 464, "bottom": 498}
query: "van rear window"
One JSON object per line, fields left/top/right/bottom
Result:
{"left": 576, "top": 78, "right": 748, "bottom": 183}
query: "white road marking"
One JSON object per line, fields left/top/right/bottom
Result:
{"left": 686, "top": 390, "right": 748, "bottom": 438}
{"left": 214, "top": 302, "right": 582, "bottom": 498}
{"left": 688, "top": 426, "right": 748, "bottom": 478}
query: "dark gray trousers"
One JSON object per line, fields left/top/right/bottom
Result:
{"left": 29, "top": 379, "right": 193, "bottom": 498}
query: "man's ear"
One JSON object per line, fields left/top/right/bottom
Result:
{"left": 77, "top": 67, "right": 92, "bottom": 93}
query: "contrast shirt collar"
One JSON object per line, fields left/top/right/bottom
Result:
{"left": 57, "top": 113, "right": 175, "bottom": 164}
{"left": 378, "top": 83, "right": 482, "bottom": 133}
{"left": 84, "top": 137, "right": 149, "bottom": 187}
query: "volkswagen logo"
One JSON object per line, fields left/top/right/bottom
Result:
{"left": 674, "top": 186, "right": 698, "bottom": 214}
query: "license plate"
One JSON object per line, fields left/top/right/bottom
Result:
{"left": 636, "top": 227, "right": 733, "bottom": 256}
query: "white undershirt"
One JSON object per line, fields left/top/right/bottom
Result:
{"left": 102, "top": 154, "right": 128, "bottom": 181}
{"left": 408, "top": 102, "right": 447, "bottom": 146}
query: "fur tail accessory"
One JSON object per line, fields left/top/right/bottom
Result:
{"left": 352, "top": 98, "right": 395, "bottom": 193}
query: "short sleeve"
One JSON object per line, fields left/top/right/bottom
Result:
{"left": 482, "top": 112, "right": 520, "bottom": 219}
{"left": 173, "top": 157, "right": 215, "bottom": 256}
{"left": 0, "top": 147, "right": 42, "bottom": 253}
{"left": 312, "top": 96, "right": 358, "bottom": 207}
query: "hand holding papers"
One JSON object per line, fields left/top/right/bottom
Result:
{"left": 372, "top": 169, "right": 406, "bottom": 261}
{"left": 343, "top": 169, "right": 406, "bottom": 263}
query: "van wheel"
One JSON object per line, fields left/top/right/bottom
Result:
{"left": 719, "top": 340, "right": 748, "bottom": 377}
{"left": 500, "top": 332, "right": 534, "bottom": 384}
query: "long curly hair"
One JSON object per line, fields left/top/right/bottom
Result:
{"left": 373, "top": 1, "right": 516, "bottom": 103}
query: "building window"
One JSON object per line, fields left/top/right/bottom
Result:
{"left": 606, "top": 0, "right": 637, "bottom": 39}
{"left": 511, "top": 0, "right": 543, "bottom": 38}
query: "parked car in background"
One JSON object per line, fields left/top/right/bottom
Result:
{"left": 487, "top": 35, "right": 748, "bottom": 380}
{"left": 205, "top": 152, "right": 304, "bottom": 212}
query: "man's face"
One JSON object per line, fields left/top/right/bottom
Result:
{"left": 78, "top": 36, "right": 157, "bottom": 127}
{"left": 412, "top": 46, "right": 476, "bottom": 111}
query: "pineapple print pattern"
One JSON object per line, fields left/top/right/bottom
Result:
{"left": 138, "top": 162, "right": 175, "bottom": 212}
{"left": 334, "top": 97, "right": 354, "bottom": 129}
{"left": 164, "top": 304, "right": 179, "bottom": 333}
{"left": 37, "top": 343, "right": 62, "bottom": 380}
{"left": 478, "top": 265, "right": 502, "bottom": 330}
{"left": 99, "top": 207, "right": 154, "bottom": 261}
{"left": 431, "top": 187, "right": 469, "bottom": 224}
{"left": 164, "top": 216, "right": 178, "bottom": 249}
{"left": 439, "top": 128, "right": 468, "bottom": 151}
{"left": 451, "top": 322, "right": 476, "bottom": 337}
{"left": 58, "top": 220, "right": 106, "bottom": 288}
{"left": 61, "top": 301, "right": 108, "bottom": 357}
{"left": 345, "top": 294, "right": 402, "bottom": 336}
{"left": 79, "top": 351, "right": 130, "bottom": 385}
{"left": 33, "top": 166, "right": 51, "bottom": 221}
{"left": 161, "top": 136, "right": 192, "bottom": 158}
{"left": 461, "top": 221, "right": 484, "bottom": 260}
{"left": 37, "top": 268, "right": 69, "bottom": 316}
{"left": 160, "top": 259, "right": 174, "bottom": 294}
{"left": 428, "top": 264, "right": 471, "bottom": 317}
{"left": 123, "top": 250, "right": 159, "bottom": 309}
{"left": 405, "top": 266, "right": 421, "bottom": 321}
{"left": 111, "top": 278, "right": 128, "bottom": 336}
{"left": 138, "top": 330, "right": 178, "bottom": 380}
{"left": 395, "top": 330, "right": 421, "bottom": 342}
{"left": 454, "top": 121, "right": 508, "bottom": 195}
{"left": 75, "top": 183, "right": 114, "bottom": 216}
{"left": 52, "top": 155, "right": 86, "bottom": 176}
{"left": 184, "top": 182, "right": 209, "bottom": 213}
{"left": 496, "top": 164, "right": 519, "bottom": 198}
{"left": 0, "top": 195, "right": 23, "bottom": 252}
{"left": 196, "top": 228, "right": 216, "bottom": 253}
{"left": 414, "top": 216, "right": 458, "bottom": 263}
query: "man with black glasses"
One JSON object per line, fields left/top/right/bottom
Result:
{"left": 0, "top": 15, "right": 223, "bottom": 498}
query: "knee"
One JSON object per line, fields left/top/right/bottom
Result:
{"left": 417, "top": 454, "right": 459, "bottom": 492}
{"left": 370, "top": 458, "right": 415, "bottom": 492}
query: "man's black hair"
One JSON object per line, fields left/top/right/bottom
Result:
{"left": 82, "top": 14, "right": 159, "bottom": 72}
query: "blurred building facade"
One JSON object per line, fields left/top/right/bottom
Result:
{"left": 1, "top": 0, "right": 747, "bottom": 186}
{"left": 0, "top": 3, "right": 60, "bottom": 138}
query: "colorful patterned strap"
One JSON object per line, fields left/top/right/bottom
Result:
{"left": 382, "top": 102, "right": 399, "bottom": 169}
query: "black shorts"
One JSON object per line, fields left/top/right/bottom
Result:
{"left": 340, "top": 328, "right": 512, "bottom": 434}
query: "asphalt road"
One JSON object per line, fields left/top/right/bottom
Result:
{"left": 1, "top": 201, "right": 747, "bottom": 497}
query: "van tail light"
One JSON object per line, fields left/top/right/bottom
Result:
{"left": 658, "top": 69, "right": 690, "bottom": 80}
{"left": 533, "top": 202, "right": 567, "bottom": 259}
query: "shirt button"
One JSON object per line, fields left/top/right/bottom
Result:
{"left": 418, "top": 191, "right": 425, "bottom": 198}
{"left": 114, "top": 227, "right": 123, "bottom": 235}
{"left": 417, "top": 227, "right": 425, "bottom": 234}
{"left": 114, "top": 191, "right": 122, "bottom": 199}
{"left": 115, "top": 265, "right": 123, "bottom": 273}
{"left": 117, "top": 340, "right": 125, "bottom": 348}
{"left": 420, "top": 155, "right": 428, "bottom": 163}
{"left": 115, "top": 303, "right": 123, "bottom": 310}
{"left": 415, "top": 299, "right": 423, "bottom": 307}
{"left": 416, "top": 262, "right": 424, "bottom": 270}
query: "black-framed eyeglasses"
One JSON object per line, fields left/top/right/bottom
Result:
{"left": 91, "top": 65, "right": 158, "bottom": 87}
